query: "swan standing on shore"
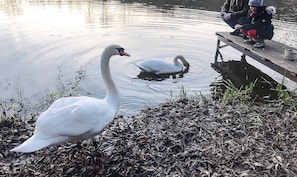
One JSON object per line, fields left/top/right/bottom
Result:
{"left": 134, "top": 55, "right": 189, "bottom": 75}
{"left": 11, "top": 44, "right": 130, "bottom": 153}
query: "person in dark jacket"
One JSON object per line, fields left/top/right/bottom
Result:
{"left": 221, "top": 0, "right": 249, "bottom": 35}
{"left": 235, "top": 0, "right": 275, "bottom": 48}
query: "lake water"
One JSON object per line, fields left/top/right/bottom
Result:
{"left": 0, "top": 0, "right": 296, "bottom": 116}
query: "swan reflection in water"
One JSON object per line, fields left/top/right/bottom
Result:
{"left": 134, "top": 55, "right": 190, "bottom": 81}
{"left": 137, "top": 68, "right": 189, "bottom": 81}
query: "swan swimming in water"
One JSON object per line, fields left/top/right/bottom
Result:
{"left": 10, "top": 44, "right": 130, "bottom": 153}
{"left": 134, "top": 55, "right": 190, "bottom": 75}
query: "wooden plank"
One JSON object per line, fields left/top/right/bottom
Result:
{"left": 215, "top": 32, "right": 297, "bottom": 82}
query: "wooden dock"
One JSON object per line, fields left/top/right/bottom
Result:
{"left": 214, "top": 32, "right": 297, "bottom": 83}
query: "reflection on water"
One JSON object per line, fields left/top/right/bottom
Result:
{"left": 1, "top": 0, "right": 297, "bottom": 22}
{"left": 137, "top": 68, "right": 189, "bottom": 81}
{"left": 125, "top": 0, "right": 223, "bottom": 11}
{"left": 0, "top": 0, "right": 296, "bottom": 116}
{"left": 211, "top": 59, "right": 285, "bottom": 101}
{"left": 125, "top": 0, "right": 297, "bottom": 22}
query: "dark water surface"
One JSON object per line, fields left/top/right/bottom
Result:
{"left": 124, "top": 0, "right": 297, "bottom": 22}
{"left": 0, "top": 0, "right": 296, "bottom": 116}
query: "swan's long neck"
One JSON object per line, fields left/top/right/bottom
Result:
{"left": 101, "top": 52, "right": 120, "bottom": 110}
{"left": 174, "top": 55, "right": 189, "bottom": 68}
{"left": 173, "top": 56, "right": 184, "bottom": 66}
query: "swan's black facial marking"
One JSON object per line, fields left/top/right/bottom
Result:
{"left": 117, "top": 47, "right": 130, "bottom": 57}
{"left": 116, "top": 48, "right": 125, "bottom": 55}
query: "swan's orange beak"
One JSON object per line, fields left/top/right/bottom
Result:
{"left": 120, "top": 50, "right": 130, "bottom": 57}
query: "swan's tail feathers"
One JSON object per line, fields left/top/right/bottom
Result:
{"left": 133, "top": 61, "right": 143, "bottom": 69}
{"left": 10, "top": 134, "right": 67, "bottom": 153}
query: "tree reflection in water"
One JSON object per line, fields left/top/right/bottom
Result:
{"left": 211, "top": 58, "right": 287, "bottom": 101}
{"left": 123, "top": 0, "right": 297, "bottom": 22}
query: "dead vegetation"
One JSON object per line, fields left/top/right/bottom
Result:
{"left": 1, "top": 97, "right": 297, "bottom": 176}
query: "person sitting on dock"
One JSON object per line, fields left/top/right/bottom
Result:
{"left": 234, "top": 0, "right": 276, "bottom": 48}
{"left": 220, "top": 0, "right": 249, "bottom": 35}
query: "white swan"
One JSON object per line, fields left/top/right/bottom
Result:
{"left": 134, "top": 55, "right": 189, "bottom": 75}
{"left": 10, "top": 44, "right": 130, "bottom": 153}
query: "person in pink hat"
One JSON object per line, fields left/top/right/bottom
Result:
{"left": 234, "top": 0, "right": 276, "bottom": 48}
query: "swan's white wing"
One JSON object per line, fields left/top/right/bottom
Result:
{"left": 35, "top": 97, "right": 114, "bottom": 138}
{"left": 11, "top": 96, "right": 115, "bottom": 153}
{"left": 41, "top": 97, "right": 83, "bottom": 110}
{"left": 135, "top": 58, "right": 182, "bottom": 74}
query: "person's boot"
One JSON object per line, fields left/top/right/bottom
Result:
{"left": 253, "top": 38, "right": 265, "bottom": 48}
{"left": 244, "top": 37, "right": 256, "bottom": 44}
{"left": 230, "top": 29, "right": 241, "bottom": 36}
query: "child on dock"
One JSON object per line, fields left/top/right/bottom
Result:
{"left": 234, "top": 0, "right": 276, "bottom": 48}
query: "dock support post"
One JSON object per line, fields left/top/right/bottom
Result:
{"left": 214, "top": 38, "right": 221, "bottom": 63}
{"left": 241, "top": 54, "right": 246, "bottom": 62}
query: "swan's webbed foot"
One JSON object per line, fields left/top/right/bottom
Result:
{"left": 91, "top": 138, "right": 98, "bottom": 150}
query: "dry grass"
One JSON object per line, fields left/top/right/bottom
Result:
{"left": 1, "top": 98, "right": 297, "bottom": 176}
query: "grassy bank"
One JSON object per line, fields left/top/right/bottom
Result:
{"left": 1, "top": 77, "right": 297, "bottom": 176}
